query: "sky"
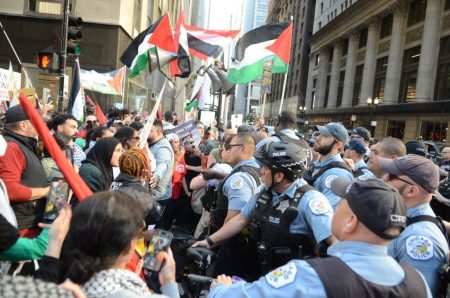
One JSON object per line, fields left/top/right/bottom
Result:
{"left": 207, "top": 0, "right": 245, "bottom": 30}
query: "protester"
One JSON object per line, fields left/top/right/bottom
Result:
{"left": 66, "top": 191, "right": 179, "bottom": 298}
{"left": 79, "top": 137, "right": 123, "bottom": 192}
{"left": 0, "top": 106, "right": 49, "bottom": 235}
{"left": 51, "top": 114, "right": 85, "bottom": 168}
{"left": 367, "top": 137, "right": 406, "bottom": 179}
{"left": 114, "top": 126, "right": 140, "bottom": 150}
{"left": 84, "top": 126, "right": 113, "bottom": 155}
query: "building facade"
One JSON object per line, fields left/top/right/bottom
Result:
{"left": 0, "top": 0, "right": 189, "bottom": 114}
{"left": 265, "top": 0, "right": 315, "bottom": 126}
{"left": 305, "top": 0, "right": 450, "bottom": 142}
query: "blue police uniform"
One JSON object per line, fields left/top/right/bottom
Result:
{"left": 354, "top": 160, "right": 376, "bottom": 181}
{"left": 222, "top": 159, "right": 260, "bottom": 211}
{"left": 312, "top": 154, "right": 354, "bottom": 209}
{"left": 208, "top": 241, "right": 432, "bottom": 298}
{"left": 388, "top": 203, "right": 449, "bottom": 297}
{"left": 241, "top": 178, "right": 333, "bottom": 244}
{"left": 256, "top": 129, "right": 299, "bottom": 150}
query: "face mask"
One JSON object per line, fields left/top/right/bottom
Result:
{"left": 0, "top": 135, "right": 7, "bottom": 157}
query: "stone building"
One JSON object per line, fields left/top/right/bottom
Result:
{"left": 305, "top": 0, "right": 450, "bottom": 142}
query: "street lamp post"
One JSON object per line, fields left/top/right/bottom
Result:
{"left": 299, "top": 105, "right": 306, "bottom": 132}
{"left": 367, "top": 97, "right": 379, "bottom": 136}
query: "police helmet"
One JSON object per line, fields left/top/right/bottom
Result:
{"left": 254, "top": 141, "right": 311, "bottom": 180}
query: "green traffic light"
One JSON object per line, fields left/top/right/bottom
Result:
{"left": 74, "top": 44, "right": 81, "bottom": 56}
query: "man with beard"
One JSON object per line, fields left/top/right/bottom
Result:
{"left": 51, "top": 114, "right": 85, "bottom": 168}
{"left": 303, "top": 122, "right": 353, "bottom": 209}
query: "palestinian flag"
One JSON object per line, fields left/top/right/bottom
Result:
{"left": 185, "top": 25, "right": 240, "bottom": 60}
{"left": 120, "top": 14, "right": 175, "bottom": 78}
{"left": 68, "top": 59, "right": 85, "bottom": 122}
{"left": 227, "top": 22, "right": 292, "bottom": 84}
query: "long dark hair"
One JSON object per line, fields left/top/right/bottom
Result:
{"left": 82, "top": 137, "right": 120, "bottom": 190}
{"left": 66, "top": 191, "right": 144, "bottom": 284}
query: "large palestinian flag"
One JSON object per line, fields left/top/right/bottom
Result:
{"left": 227, "top": 22, "right": 292, "bottom": 84}
{"left": 120, "top": 14, "right": 175, "bottom": 78}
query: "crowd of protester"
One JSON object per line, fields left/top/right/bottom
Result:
{"left": 1, "top": 104, "right": 450, "bottom": 297}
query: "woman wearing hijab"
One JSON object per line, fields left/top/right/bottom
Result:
{"left": 79, "top": 137, "right": 123, "bottom": 192}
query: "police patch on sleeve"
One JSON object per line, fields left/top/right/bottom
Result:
{"left": 308, "top": 197, "right": 331, "bottom": 215}
{"left": 406, "top": 235, "right": 434, "bottom": 260}
{"left": 230, "top": 177, "right": 244, "bottom": 190}
{"left": 324, "top": 174, "right": 338, "bottom": 188}
{"left": 265, "top": 262, "right": 297, "bottom": 288}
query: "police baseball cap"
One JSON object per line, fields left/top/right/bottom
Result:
{"left": 315, "top": 122, "right": 348, "bottom": 144}
{"left": 331, "top": 178, "right": 407, "bottom": 240}
{"left": 378, "top": 154, "right": 439, "bottom": 194}
{"left": 4, "top": 106, "right": 29, "bottom": 124}
{"left": 351, "top": 127, "right": 371, "bottom": 142}
{"left": 347, "top": 140, "right": 366, "bottom": 155}
{"left": 405, "top": 141, "right": 427, "bottom": 157}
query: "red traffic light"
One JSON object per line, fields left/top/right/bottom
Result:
{"left": 37, "top": 52, "right": 59, "bottom": 71}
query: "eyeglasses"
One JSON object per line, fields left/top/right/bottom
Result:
{"left": 388, "top": 174, "right": 416, "bottom": 186}
{"left": 86, "top": 120, "right": 99, "bottom": 125}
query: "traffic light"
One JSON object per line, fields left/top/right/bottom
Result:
{"left": 67, "top": 16, "right": 82, "bottom": 55}
{"left": 37, "top": 51, "right": 59, "bottom": 71}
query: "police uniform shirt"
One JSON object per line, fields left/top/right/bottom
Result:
{"left": 388, "top": 203, "right": 449, "bottom": 296}
{"left": 312, "top": 154, "right": 354, "bottom": 209}
{"left": 255, "top": 129, "right": 299, "bottom": 150}
{"left": 208, "top": 241, "right": 432, "bottom": 298}
{"left": 222, "top": 159, "right": 260, "bottom": 211}
{"left": 440, "top": 160, "right": 450, "bottom": 172}
{"left": 354, "top": 160, "right": 376, "bottom": 181}
{"left": 241, "top": 178, "right": 333, "bottom": 244}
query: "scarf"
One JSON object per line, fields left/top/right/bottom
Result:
{"left": 82, "top": 269, "right": 151, "bottom": 297}
{"left": 82, "top": 137, "right": 120, "bottom": 191}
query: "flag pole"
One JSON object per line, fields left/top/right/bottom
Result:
{"left": 121, "top": 66, "right": 126, "bottom": 108}
{"left": 261, "top": 92, "right": 267, "bottom": 117}
{"left": 278, "top": 15, "right": 294, "bottom": 114}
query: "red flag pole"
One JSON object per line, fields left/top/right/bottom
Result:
{"left": 19, "top": 93, "right": 93, "bottom": 201}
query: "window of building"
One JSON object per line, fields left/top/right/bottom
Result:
{"left": 337, "top": 71, "right": 345, "bottom": 107}
{"left": 329, "top": 46, "right": 334, "bottom": 62}
{"left": 311, "top": 91, "right": 316, "bottom": 108}
{"left": 352, "top": 64, "right": 364, "bottom": 106}
{"left": 399, "top": 46, "right": 421, "bottom": 102}
{"left": 345, "top": 0, "right": 348, "bottom": 9}
{"left": 342, "top": 38, "right": 349, "bottom": 56}
{"left": 133, "top": 0, "right": 142, "bottom": 34}
{"left": 334, "top": 8, "right": 337, "bottom": 16}
{"left": 379, "top": 14, "right": 393, "bottom": 38}
{"left": 408, "top": 0, "right": 427, "bottom": 27}
{"left": 359, "top": 28, "right": 368, "bottom": 48}
{"left": 421, "top": 121, "right": 448, "bottom": 141}
{"left": 341, "top": 3, "right": 344, "bottom": 12}
{"left": 434, "top": 36, "right": 450, "bottom": 101}
{"left": 324, "top": 76, "right": 331, "bottom": 107}
{"left": 318, "top": 22, "right": 322, "bottom": 30}
{"left": 315, "top": 54, "right": 320, "bottom": 66}
{"left": 387, "top": 121, "right": 406, "bottom": 139}
{"left": 320, "top": 2, "right": 323, "bottom": 13}
{"left": 313, "top": 78, "right": 317, "bottom": 88}
{"left": 27, "top": 0, "right": 63, "bottom": 15}
{"left": 328, "top": 15, "right": 330, "bottom": 22}
{"left": 373, "top": 56, "right": 388, "bottom": 102}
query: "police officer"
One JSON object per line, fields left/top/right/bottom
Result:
{"left": 379, "top": 154, "right": 449, "bottom": 297}
{"left": 440, "top": 147, "right": 450, "bottom": 172}
{"left": 193, "top": 141, "right": 336, "bottom": 274}
{"left": 208, "top": 132, "right": 261, "bottom": 280}
{"left": 303, "top": 122, "right": 354, "bottom": 209}
{"left": 349, "top": 127, "right": 371, "bottom": 160}
{"left": 256, "top": 111, "right": 304, "bottom": 150}
{"left": 208, "top": 178, "right": 431, "bottom": 298}
{"left": 343, "top": 140, "right": 375, "bottom": 181}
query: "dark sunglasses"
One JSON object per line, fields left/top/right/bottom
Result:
{"left": 86, "top": 120, "right": 99, "bottom": 125}
{"left": 388, "top": 174, "right": 415, "bottom": 186}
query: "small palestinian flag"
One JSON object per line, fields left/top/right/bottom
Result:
{"left": 227, "top": 22, "right": 293, "bottom": 84}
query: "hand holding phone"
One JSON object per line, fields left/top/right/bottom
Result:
{"left": 143, "top": 229, "right": 173, "bottom": 272}
{"left": 43, "top": 181, "right": 70, "bottom": 224}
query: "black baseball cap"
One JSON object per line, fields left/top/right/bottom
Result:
{"left": 331, "top": 178, "right": 407, "bottom": 240}
{"left": 378, "top": 154, "right": 439, "bottom": 194}
{"left": 405, "top": 141, "right": 427, "bottom": 157}
{"left": 4, "top": 106, "right": 29, "bottom": 124}
{"left": 351, "top": 127, "right": 371, "bottom": 142}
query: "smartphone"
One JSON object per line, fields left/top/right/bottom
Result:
{"left": 43, "top": 181, "right": 69, "bottom": 223}
{"left": 143, "top": 229, "right": 173, "bottom": 272}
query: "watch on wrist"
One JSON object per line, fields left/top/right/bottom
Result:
{"left": 206, "top": 236, "right": 214, "bottom": 247}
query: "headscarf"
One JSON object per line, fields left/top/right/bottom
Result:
{"left": 82, "top": 137, "right": 120, "bottom": 190}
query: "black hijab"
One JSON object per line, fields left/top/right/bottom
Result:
{"left": 82, "top": 137, "right": 120, "bottom": 190}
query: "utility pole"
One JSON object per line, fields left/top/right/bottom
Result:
{"left": 58, "top": 0, "right": 70, "bottom": 112}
